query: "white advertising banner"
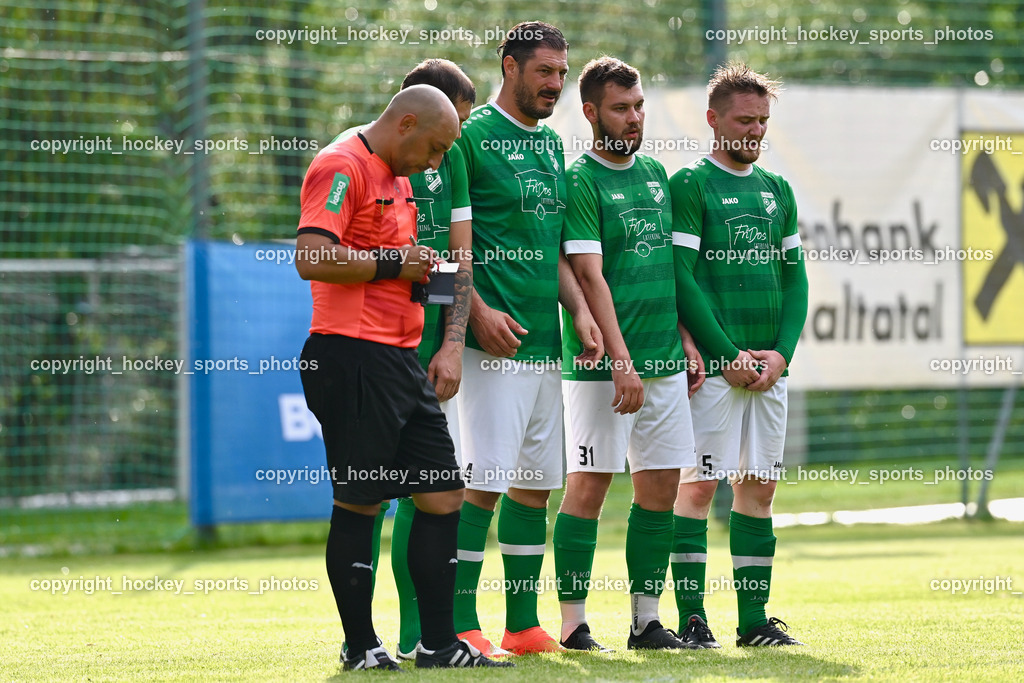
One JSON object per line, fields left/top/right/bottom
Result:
{"left": 547, "top": 85, "right": 1024, "bottom": 389}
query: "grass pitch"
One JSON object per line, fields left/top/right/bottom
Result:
{"left": 3, "top": 519, "right": 1022, "bottom": 681}
{"left": 3, "top": 460, "right": 1021, "bottom": 557}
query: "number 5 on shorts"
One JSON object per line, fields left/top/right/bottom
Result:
{"left": 702, "top": 453, "right": 714, "bottom": 479}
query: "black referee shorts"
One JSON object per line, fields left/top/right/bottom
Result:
{"left": 299, "top": 333, "right": 464, "bottom": 505}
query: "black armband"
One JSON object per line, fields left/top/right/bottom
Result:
{"left": 370, "top": 248, "right": 402, "bottom": 281}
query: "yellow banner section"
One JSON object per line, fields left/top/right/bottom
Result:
{"left": 962, "top": 133, "right": 1024, "bottom": 345}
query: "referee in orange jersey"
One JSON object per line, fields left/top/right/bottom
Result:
{"left": 295, "top": 85, "right": 510, "bottom": 671}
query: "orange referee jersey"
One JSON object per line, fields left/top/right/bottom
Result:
{"left": 297, "top": 134, "right": 423, "bottom": 347}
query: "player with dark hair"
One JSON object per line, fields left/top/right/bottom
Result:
{"left": 669, "top": 62, "right": 809, "bottom": 648}
{"left": 554, "top": 55, "right": 700, "bottom": 653}
{"left": 452, "top": 21, "right": 603, "bottom": 657}
{"left": 295, "top": 84, "right": 510, "bottom": 670}
{"left": 402, "top": 58, "right": 477, "bottom": 110}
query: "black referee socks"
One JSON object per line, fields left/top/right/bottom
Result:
{"left": 326, "top": 505, "right": 379, "bottom": 653}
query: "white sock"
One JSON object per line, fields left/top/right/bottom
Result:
{"left": 630, "top": 593, "right": 660, "bottom": 635}
{"left": 559, "top": 600, "right": 587, "bottom": 642}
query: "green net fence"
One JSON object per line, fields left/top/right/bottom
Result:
{"left": 1, "top": 0, "right": 1022, "bottom": 554}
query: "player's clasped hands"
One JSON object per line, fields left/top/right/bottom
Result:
{"left": 722, "top": 349, "right": 761, "bottom": 388}
{"left": 722, "top": 349, "right": 787, "bottom": 391}
{"left": 745, "top": 349, "right": 787, "bottom": 392}
{"left": 570, "top": 309, "right": 603, "bottom": 371}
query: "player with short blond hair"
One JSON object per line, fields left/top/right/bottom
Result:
{"left": 670, "top": 62, "right": 808, "bottom": 648}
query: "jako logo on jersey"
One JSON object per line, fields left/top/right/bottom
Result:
{"left": 722, "top": 197, "right": 739, "bottom": 205}
{"left": 611, "top": 193, "right": 625, "bottom": 200}
{"left": 620, "top": 207, "right": 669, "bottom": 257}
{"left": 507, "top": 152, "right": 524, "bottom": 161}
{"left": 647, "top": 181, "right": 666, "bottom": 205}
{"left": 325, "top": 173, "right": 350, "bottom": 213}
{"left": 761, "top": 191, "right": 778, "bottom": 216}
{"left": 515, "top": 169, "right": 565, "bottom": 219}
{"left": 424, "top": 168, "right": 443, "bottom": 194}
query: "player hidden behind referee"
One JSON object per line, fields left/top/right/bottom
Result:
{"left": 294, "top": 84, "right": 511, "bottom": 670}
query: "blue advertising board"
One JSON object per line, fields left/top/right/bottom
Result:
{"left": 187, "top": 240, "right": 332, "bottom": 526}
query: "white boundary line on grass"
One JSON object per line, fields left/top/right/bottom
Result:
{"left": 774, "top": 497, "right": 1024, "bottom": 528}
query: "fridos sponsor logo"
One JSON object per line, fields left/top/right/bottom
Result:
{"left": 325, "top": 173, "right": 350, "bottom": 213}
{"left": 414, "top": 196, "right": 447, "bottom": 241}
{"left": 515, "top": 169, "right": 566, "bottom": 220}
{"left": 621, "top": 207, "right": 669, "bottom": 257}
{"left": 726, "top": 214, "right": 771, "bottom": 249}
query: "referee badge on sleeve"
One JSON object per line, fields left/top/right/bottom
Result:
{"left": 325, "top": 173, "right": 351, "bottom": 213}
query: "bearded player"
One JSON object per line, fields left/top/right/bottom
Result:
{"left": 554, "top": 56, "right": 700, "bottom": 653}
{"left": 669, "top": 63, "right": 809, "bottom": 648}
{"left": 451, "top": 21, "right": 602, "bottom": 656}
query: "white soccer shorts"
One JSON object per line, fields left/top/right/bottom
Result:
{"left": 458, "top": 348, "right": 564, "bottom": 493}
{"left": 679, "top": 375, "right": 788, "bottom": 483}
{"left": 563, "top": 371, "right": 697, "bottom": 474}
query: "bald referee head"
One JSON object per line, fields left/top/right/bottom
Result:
{"left": 362, "top": 84, "right": 460, "bottom": 178}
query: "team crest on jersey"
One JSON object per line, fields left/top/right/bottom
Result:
{"left": 725, "top": 214, "right": 772, "bottom": 250}
{"left": 761, "top": 191, "right": 778, "bottom": 217}
{"left": 621, "top": 207, "right": 669, "bottom": 257}
{"left": 515, "top": 169, "right": 565, "bottom": 220}
{"left": 647, "top": 181, "right": 666, "bottom": 205}
{"left": 547, "top": 146, "right": 561, "bottom": 174}
{"left": 423, "top": 168, "right": 443, "bottom": 194}
{"left": 414, "top": 196, "right": 447, "bottom": 241}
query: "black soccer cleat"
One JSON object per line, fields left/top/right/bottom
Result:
{"left": 341, "top": 642, "right": 403, "bottom": 671}
{"left": 627, "top": 620, "right": 700, "bottom": 650}
{"left": 560, "top": 623, "right": 614, "bottom": 653}
{"left": 416, "top": 639, "right": 515, "bottom": 668}
{"left": 736, "top": 617, "right": 805, "bottom": 647}
{"left": 680, "top": 614, "right": 722, "bottom": 649}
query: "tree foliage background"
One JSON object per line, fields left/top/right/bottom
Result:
{"left": 0, "top": 0, "right": 1021, "bottom": 498}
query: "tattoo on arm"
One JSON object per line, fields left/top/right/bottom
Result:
{"left": 444, "top": 269, "right": 472, "bottom": 345}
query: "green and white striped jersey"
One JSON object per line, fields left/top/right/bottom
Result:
{"left": 455, "top": 102, "right": 566, "bottom": 362}
{"left": 561, "top": 151, "right": 684, "bottom": 381}
{"left": 670, "top": 155, "right": 803, "bottom": 376}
